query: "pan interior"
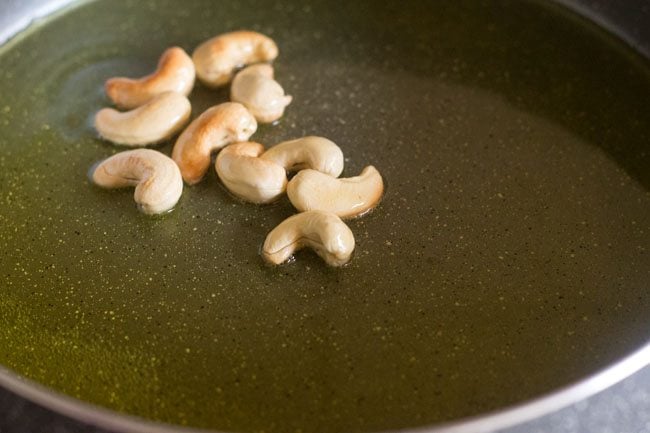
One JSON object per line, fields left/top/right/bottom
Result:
{"left": 0, "top": 0, "right": 649, "bottom": 431}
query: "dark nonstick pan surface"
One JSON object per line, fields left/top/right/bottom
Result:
{"left": 0, "top": 0, "right": 649, "bottom": 432}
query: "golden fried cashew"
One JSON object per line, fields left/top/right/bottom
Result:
{"left": 262, "top": 211, "right": 355, "bottom": 266}
{"left": 287, "top": 166, "right": 384, "bottom": 219}
{"left": 215, "top": 142, "right": 287, "bottom": 203}
{"left": 192, "top": 30, "right": 279, "bottom": 88}
{"left": 230, "top": 64, "right": 292, "bottom": 123}
{"left": 95, "top": 92, "right": 191, "bottom": 147}
{"left": 171, "top": 102, "right": 257, "bottom": 185}
{"left": 105, "top": 47, "right": 195, "bottom": 109}
{"left": 260, "top": 136, "right": 344, "bottom": 177}
{"left": 91, "top": 149, "right": 183, "bottom": 215}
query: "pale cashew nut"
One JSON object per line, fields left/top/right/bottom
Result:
{"left": 91, "top": 149, "right": 183, "bottom": 215}
{"left": 171, "top": 102, "right": 257, "bottom": 185}
{"left": 262, "top": 211, "right": 355, "bottom": 266}
{"left": 260, "top": 136, "right": 344, "bottom": 177}
{"left": 230, "top": 64, "right": 292, "bottom": 123}
{"left": 192, "top": 30, "right": 279, "bottom": 88}
{"left": 95, "top": 91, "right": 192, "bottom": 147}
{"left": 105, "top": 47, "right": 195, "bottom": 109}
{"left": 287, "top": 166, "right": 384, "bottom": 219}
{"left": 215, "top": 142, "right": 287, "bottom": 203}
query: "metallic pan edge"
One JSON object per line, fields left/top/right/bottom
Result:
{"left": 0, "top": 0, "right": 78, "bottom": 46}
{"left": 0, "top": 0, "right": 648, "bottom": 432}
{"left": 0, "top": 344, "right": 648, "bottom": 433}
{"left": 552, "top": 0, "right": 649, "bottom": 58}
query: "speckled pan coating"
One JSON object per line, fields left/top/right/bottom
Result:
{"left": 0, "top": 0, "right": 648, "bottom": 432}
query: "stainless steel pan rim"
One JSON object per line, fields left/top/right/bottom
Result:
{"left": 0, "top": 344, "right": 648, "bottom": 433}
{"left": 0, "top": 0, "right": 648, "bottom": 432}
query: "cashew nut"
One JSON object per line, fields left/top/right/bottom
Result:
{"left": 260, "top": 136, "right": 344, "bottom": 177}
{"left": 105, "top": 47, "right": 196, "bottom": 109}
{"left": 230, "top": 64, "right": 292, "bottom": 123}
{"left": 171, "top": 102, "right": 257, "bottom": 185}
{"left": 192, "top": 30, "right": 279, "bottom": 88}
{"left": 95, "top": 91, "right": 192, "bottom": 147}
{"left": 262, "top": 211, "right": 355, "bottom": 266}
{"left": 287, "top": 166, "right": 384, "bottom": 219}
{"left": 91, "top": 149, "right": 183, "bottom": 215}
{"left": 215, "top": 142, "right": 287, "bottom": 204}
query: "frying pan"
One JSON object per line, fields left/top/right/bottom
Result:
{"left": 0, "top": 0, "right": 648, "bottom": 432}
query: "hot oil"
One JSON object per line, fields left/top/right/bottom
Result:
{"left": 0, "top": 0, "right": 649, "bottom": 431}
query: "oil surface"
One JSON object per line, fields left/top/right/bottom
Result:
{"left": 0, "top": 0, "right": 649, "bottom": 432}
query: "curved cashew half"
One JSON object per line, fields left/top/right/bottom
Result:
{"left": 105, "top": 47, "right": 195, "bottom": 109}
{"left": 260, "top": 136, "right": 344, "bottom": 177}
{"left": 287, "top": 166, "right": 384, "bottom": 219}
{"left": 215, "top": 142, "right": 287, "bottom": 204}
{"left": 231, "top": 64, "right": 292, "bottom": 123}
{"left": 192, "top": 30, "right": 279, "bottom": 88}
{"left": 91, "top": 149, "right": 183, "bottom": 215}
{"left": 262, "top": 211, "right": 355, "bottom": 266}
{"left": 95, "top": 92, "right": 191, "bottom": 147}
{"left": 171, "top": 102, "right": 257, "bottom": 185}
